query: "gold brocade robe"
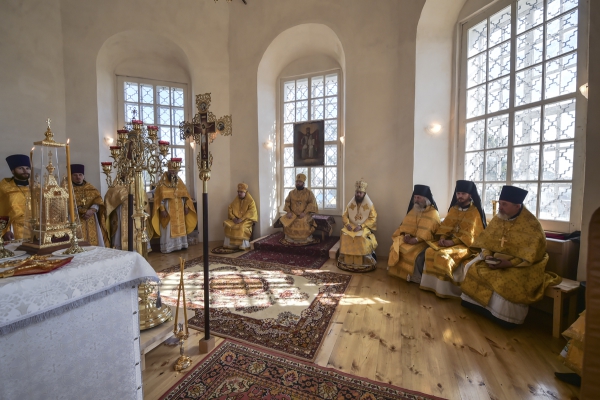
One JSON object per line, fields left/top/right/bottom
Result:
{"left": 388, "top": 206, "right": 440, "bottom": 280}
{"left": 223, "top": 192, "right": 258, "bottom": 245}
{"left": 461, "top": 206, "right": 561, "bottom": 306}
{"left": 73, "top": 182, "right": 109, "bottom": 247}
{"left": 151, "top": 176, "right": 197, "bottom": 238}
{"left": 0, "top": 178, "right": 31, "bottom": 239}
{"left": 340, "top": 196, "right": 377, "bottom": 265}
{"left": 104, "top": 185, "right": 153, "bottom": 250}
{"left": 282, "top": 188, "right": 318, "bottom": 241}
{"left": 423, "top": 204, "right": 484, "bottom": 285}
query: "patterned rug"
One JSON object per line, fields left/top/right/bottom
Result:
{"left": 156, "top": 256, "right": 351, "bottom": 361}
{"left": 160, "top": 340, "right": 446, "bottom": 400}
{"left": 210, "top": 246, "right": 244, "bottom": 255}
{"left": 238, "top": 249, "right": 329, "bottom": 270}
{"left": 253, "top": 232, "right": 339, "bottom": 257}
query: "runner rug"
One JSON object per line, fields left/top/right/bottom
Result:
{"left": 252, "top": 232, "right": 339, "bottom": 257}
{"left": 238, "top": 249, "right": 329, "bottom": 269}
{"left": 160, "top": 340, "right": 446, "bottom": 400}
{"left": 156, "top": 255, "right": 351, "bottom": 361}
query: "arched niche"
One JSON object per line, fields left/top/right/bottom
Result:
{"left": 96, "top": 30, "right": 192, "bottom": 194}
{"left": 255, "top": 23, "right": 346, "bottom": 235}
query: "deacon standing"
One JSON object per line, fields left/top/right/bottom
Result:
{"left": 388, "top": 185, "right": 440, "bottom": 283}
{"left": 460, "top": 185, "right": 561, "bottom": 328}
{"left": 420, "top": 180, "right": 486, "bottom": 297}
{"left": 280, "top": 173, "right": 318, "bottom": 244}
{"left": 104, "top": 180, "right": 153, "bottom": 250}
{"left": 0, "top": 154, "right": 32, "bottom": 241}
{"left": 70, "top": 164, "right": 109, "bottom": 247}
{"left": 151, "top": 164, "right": 197, "bottom": 253}
{"left": 338, "top": 179, "right": 378, "bottom": 271}
{"left": 223, "top": 183, "right": 258, "bottom": 250}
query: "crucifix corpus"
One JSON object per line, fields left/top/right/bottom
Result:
{"left": 180, "top": 93, "right": 232, "bottom": 353}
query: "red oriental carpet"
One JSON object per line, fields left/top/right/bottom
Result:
{"left": 252, "top": 232, "right": 339, "bottom": 258}
{"left": 238, "top": 249, "right": 329, "bottom": 269}
{"left": 156, "top": 256, "right": 351, "bottom": 361}
{"left": 160, "top": 340, "right": 447, "bottom": 400}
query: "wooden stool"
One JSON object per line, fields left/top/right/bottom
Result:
{"left": 544, "top": 278, "right": 580, "bottom": 338}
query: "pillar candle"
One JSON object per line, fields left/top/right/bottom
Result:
{"left": 66, "top": 140, "right": 76, "bottom": 222}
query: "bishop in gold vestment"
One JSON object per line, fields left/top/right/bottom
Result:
{"left": 281, "top": 173, "right": 318, "bottom": 243}
{"left": 420, "top": 180, "right": 486, "bottom": 298}
{"left": 104, "top": 183, "right": 153, "bottom": 250}
{"left": 151, "top": 169, "right": 197, "bottom": 253}
{"left": 70, "top": 164, "right": 109, "bottom": 247}
{"left": 338, "top": 179, "right": 378, "bottom": 272}
{"left": 388, "top": 185, "right": 440, "bottom": 283}
{"left": 223, "top": 183, "right": 258, "bottom": 250}
{"left": 460, "top": 185, "right": 561, "bottom": 327}
{"left": 0, "top": 154, "right": 32, "bottom": 241}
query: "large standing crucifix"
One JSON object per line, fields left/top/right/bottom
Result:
{"left": 180, "top": 93, "right": 231, "bottom": 353}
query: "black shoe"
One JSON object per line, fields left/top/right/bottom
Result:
{"left": 460, "top": 300, "right": 519, "bottom": 329}
{"left": 554, "top": 372, "right": 581, "bottom": 387}
{"left": 372, "top": 252, "right": 377, "bottom": 262}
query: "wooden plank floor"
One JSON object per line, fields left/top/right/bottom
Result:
{"left": 142, "top": 242, "right": 580, "bottom": 400}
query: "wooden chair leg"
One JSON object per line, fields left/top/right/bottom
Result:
{"left": 567, "top": 294, "right": 578, "bottom": 328}
{"left": 552, "top": 289, "right": 563, "bottom": 339}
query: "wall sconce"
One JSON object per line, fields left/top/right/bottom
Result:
{"left": 104, "top": 136, "right": 114, "bottom": 145}
{"left": 580, "top": 83, "right": 588, "bottom": 99}
{"left": 426, "top": 123, "right": 442, "bottom": 135}
{"left": 340, "top": 136, "right": 345, "bottom": 145}
{"left": 263, "top": 140, "right": 273, "bottom": 150}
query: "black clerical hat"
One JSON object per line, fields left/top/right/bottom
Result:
{"left": 499, "top": 185, "right": 528, "bottom": 204}
{"left": 6, "top": 154, "right": 30, "bottom": 170}
{"left": 407, "top": 184, "right": 438, "bottom": 214}
{"left": 70, "top": 164, "right": 85, "bottom": 175}
{"left": 449, "top": 180, "right": 487, "bottom": 227}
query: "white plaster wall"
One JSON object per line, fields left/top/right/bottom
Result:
{"left": 0, "top": 0, "right": 66, "bottom": 178}
{"left": 230, "top": 0, "right": 425, "bottom": 255}
{"left": 59, "top": 0, "right": 231, "bottom": 242}
{"left": 414, "top": 0, "right": 467, "bottom": 215}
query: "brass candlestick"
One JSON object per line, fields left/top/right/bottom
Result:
{"left": 0, "top": 218, "right": 15, "bottom": 259}
{"left": 492, "top": 200, "right": 498, "bottom": 217}
{"left": 62, "top": 222, "right": 86, "bottom": 255}
{"left": 174, "top": 323, "right": 192, "bottom": 372}
{"left": 173, "top": 257, "right": 192, "bottom": 371}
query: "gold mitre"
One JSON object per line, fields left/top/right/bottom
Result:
{"left": 238, "top": 182, "right": 248, "bottom": 192}
{"left": 355, "top": 179, "right": 368, "bottom": 192}
{"left": 296, "top": 173, "right": 307, "bottom": 182}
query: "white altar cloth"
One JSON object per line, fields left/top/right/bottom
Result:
{"left": 0, "top": 247, "right": 158, "bottom": 400}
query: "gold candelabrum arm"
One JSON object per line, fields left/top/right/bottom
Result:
{"left": 492, "top": 200, "right": 498, "bottom": 217}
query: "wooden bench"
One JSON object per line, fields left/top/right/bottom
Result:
{"left": 544, "top": 278, "right": 580, "bottom": 338}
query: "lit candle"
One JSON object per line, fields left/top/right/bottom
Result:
{"left": 66, "top": 139, "right": 76, "bottom": 223}
{"left": 29, "top": 147, "right": 34, "bottom": 209}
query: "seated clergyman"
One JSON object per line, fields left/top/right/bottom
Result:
{"left": 223, "top": 183, "right": 258, "bottom": 250}
{"left": 338, "top": 179, "right": 377, "bottom": 271}
{"left": 0, "top": 154, "right": 31, "bottom": 241}
{"left": 71, "top": 164, "right": 109, "bottom": 247}
{"left": 388, "top": 185, "right": 440, "bottom": 283}
{"left": 460, "top": 185, "right": 561, "bottom": 328}
{"left": 419, "top": 180, "right": 486, "bottom": 298}
{"left": 280, "top": 173, "right": 318, "bottom": 243}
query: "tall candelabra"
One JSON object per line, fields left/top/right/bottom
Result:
{"left": 101, "top": 110, "right": 178, "bottom": 330}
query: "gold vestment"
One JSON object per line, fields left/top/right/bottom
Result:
{"left": 461, "top": 206, "right": 561, "bottom": 306}
{"left": 0, "top": 178, "right": 31, "bottom": 239}
{"left": 104, "top": 185, "right": 153, "bottom": 250}
{"left": 151, "top": 175, "right": 197, "bottom": 238}
{"left": 223, "top": 192, "right": 258, "bottom": 247}
{"left": 73, "top": 182, "right": 109, "bottom": 247}
{"left": 422, "top": 204, "right": 484, "bottom": 288}
{"left": 388, "top": 205, "right": 440, "bottom": 280}
{"left": 340, "top": 197, "right": 377, "bottom": 266}
{"left": 282, "top": 188, "right": 318, "bottom": 241}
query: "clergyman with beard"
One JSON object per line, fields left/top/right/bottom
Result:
{"left": 0, "top": 154, "right": 32, "bottom": 241}
{"left": 459, "top": 185, "right": 561, "bottom": 328}
{"left": 70, "top": 164, "right": 109, "bottom": 247}
{"left": 388, "top": 184, "right": 440, "bottom": 282}
{"left": 223, "top": 183, "right": 258, "bottom": 250}
{"left": 419, "top": 180, "right": 486, "bottom": 296}
{"left": 281, "top": 173, "right": 318, "bottom": 243}
{"left": 337, "top": 179, "right": 378, "bottom": 272}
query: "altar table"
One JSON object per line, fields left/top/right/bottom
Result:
{"left": 0, "top": 247, "right": 158, "bottom": 400}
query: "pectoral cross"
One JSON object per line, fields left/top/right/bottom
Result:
{"left": 454, "top": 225, "right": 460, "bottom": 233}
{"left": 500, "top": 236, "right": 507, "bottom": 248}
